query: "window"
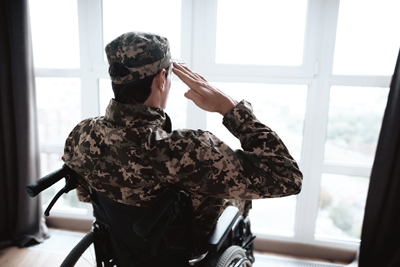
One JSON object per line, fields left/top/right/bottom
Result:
{"left": 332, "top": 0, "right": 400, "bottom": 75}
{"left": 316, "top": 173, "right": 369, "bottom": 241}
{"left": 29, "top": 0, "right": 399, "bottom": 257}
{"left": 102, "top": 0, "right": 182, "bottom": 60}
{"left": 215, "top": 0, "right": 308, "bottom": 66}
{"left": 30, "top": 0, "right": 80, "bottom": 69}
{"left": 324, "top": 86, "right": 388, "bottom": 166}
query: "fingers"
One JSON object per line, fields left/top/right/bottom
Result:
{"left": 172, "top": 63, "right": 237, "bottom": 114}
{"left": 182, "top": 65, "right": 206, "bottom": 82}
{"left": 172, "top": 64, "right": 194, "bottom": 86}
{"left": 172, "top": 63, "right": 207, "bottom": 83}
{"left": 195, "top": 72, "right": 207, "bottom": 82}
{"left": 184, "top": 89, "right": 203, "bottom": 102}
{"left": 172, "top": 63, "right": 208, "bottom": 98}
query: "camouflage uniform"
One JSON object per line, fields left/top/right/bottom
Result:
{"left": 62, "top": 31, "right": 303, "bottom": 247}
{"left": 62, "top": 99, "right": 302, "bottom": 243}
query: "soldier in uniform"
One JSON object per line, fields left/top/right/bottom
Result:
{"left": 62, "top": 31, "right": 303, "bottom": 263}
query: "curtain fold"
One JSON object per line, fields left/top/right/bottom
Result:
{"left": 0, "top": 0, "right": 49, "bottom": 248}
{"left": 359, "top": 49, "right": 400, "bottom": 267}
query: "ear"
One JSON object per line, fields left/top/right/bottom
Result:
{"left": 154, "top": 69, "right": 166, "bottom": 91}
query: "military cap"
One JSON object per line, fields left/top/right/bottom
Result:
{"left": 105, "top": 31, "right": 172, "bottom": 84}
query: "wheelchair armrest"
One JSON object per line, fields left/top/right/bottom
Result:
{"left": 207, "top": 206, "right": 240, "bottom": 252}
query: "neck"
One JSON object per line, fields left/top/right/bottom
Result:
{"left": 143, "top": 86, "right": 165, "bottom": 109}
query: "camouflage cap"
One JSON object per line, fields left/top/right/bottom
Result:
{"left": 105, "top": 31, "right": 172, "bottom": 84}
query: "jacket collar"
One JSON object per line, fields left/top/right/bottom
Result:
{"left": 104, "top": 99, "right": 168, "bottom": 130}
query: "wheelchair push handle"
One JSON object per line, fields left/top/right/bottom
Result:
{"left": 26, "top": 164, "right": 70, "bottom": 197}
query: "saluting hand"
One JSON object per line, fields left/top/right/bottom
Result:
{"left": 172, "top": 63, "right": 238, "bottom": 116}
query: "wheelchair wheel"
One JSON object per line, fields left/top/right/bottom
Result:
{"left": 60, "top": 231, "right": 95, "bottom": 267}
{"left": 216, "top": 245, "right": 252, "bottom": 267}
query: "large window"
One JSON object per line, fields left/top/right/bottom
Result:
{"left": 29, "top": 0, "right": 400, "bottom": 257}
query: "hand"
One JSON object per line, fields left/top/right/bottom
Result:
{"left": 172, "top": 63, "right": 238, "bottom": 116}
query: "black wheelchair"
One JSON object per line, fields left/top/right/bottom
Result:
{"left": 26, "top": 164, "right": 256, "bottom": 266}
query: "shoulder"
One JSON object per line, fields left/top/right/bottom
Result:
{"left": 70, "top": 116, "right": 104, "bottom": 133}
{"left": 63, "top": 116, "right": 106, "bottom": 147}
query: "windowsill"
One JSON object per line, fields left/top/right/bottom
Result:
{"left": 254, "top": 237, "right": 356, "bottom": 264}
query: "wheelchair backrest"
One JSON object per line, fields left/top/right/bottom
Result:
{"left": 90, "top": 185, "right": 197, "bottom": 266}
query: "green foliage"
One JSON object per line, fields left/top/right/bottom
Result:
{"left": 327, "top": 112, "right": 382, "bottom": 149}
{"left": 329, "top": 200, "right": 353, "bottom": 232}
{"left": 319, "top": 188, "right": 332, "bottom": 210}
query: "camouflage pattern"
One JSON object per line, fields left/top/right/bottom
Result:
{"left": 62, "top": 99, "right": 303, "bottom": 245}
{"left": 105, "top": 32, "right": 172, "bottom": 84}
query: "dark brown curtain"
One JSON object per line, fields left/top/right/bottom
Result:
{"left": 359, "top": 49, "right": 400, "bottom": 266}
{"left": 0, "top": 0, "right": 49, "bottom": 248}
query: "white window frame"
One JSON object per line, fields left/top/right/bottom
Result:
{"left": 34, "top": 0, "right": 395, "bottom": 260}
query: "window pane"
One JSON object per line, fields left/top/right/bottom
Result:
{"left": 99, "top": 79, "right": 113, "bottom": 115}
{"left": 250, "top": 196, "right": 297, "bottom": 236}
{"left": 316, "top": 174, "right": 369, "bottom": 241}
{"left": 36, "top": 78, "right": 86, "bottom": 212}
{"left": 206, "top": 83, "right": 307, "bottom": 161}
{"left": 102, "top": 0, "right": 182, "bottom": 60}
{"left": 333, "top": 0, "right": 400, "bottom": 75}
{"left": 29, "top": 0, "right": 80, "bottom": 68}
{"left": 99, "top": 79, "right": 187, "bottom": 130}
{"left": 216, "top": 0, "right": 307, "bottom": 65}
{"left": 165, "top": 80, "right": 188, "bottom": 130}
{"left": 324, "top": 86, "right": 389, "bottom": 166}
{"left": 36, "top": 78, "right": 81, "bottom": 145}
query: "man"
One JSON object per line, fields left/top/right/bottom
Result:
{"left": 62, "top": 31, "right": 303, "bottom": 261}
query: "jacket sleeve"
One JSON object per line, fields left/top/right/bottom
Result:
{"left": 169, "top": 100, "right": 303, "bottom": 200}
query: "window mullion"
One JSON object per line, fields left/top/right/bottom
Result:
{"left": 330, "top": 75, "right": 392, "bottom": 87}
{"left": 77, "top": 0, "right": 102, "bottom": 118}
{"left": 186, "top": 0, "right": 208, "bottom": 129}
{"left": 294, "top": 0, "right": 341, "bottom": 244}
{"left": 302, "top": 0, "right": 324, "bottom": 77}
{"left": 322, "top": 165, "right": 372, "bottom": 177}
{"left": 192, "top": 0, "right": 210, "bottom": 74}
{"left": 180, "top": 0, "right": 194, "bottom": 67}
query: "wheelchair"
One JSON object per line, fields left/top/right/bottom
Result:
{"left": 26, "top": 164, "right": 256, "bottom": 266}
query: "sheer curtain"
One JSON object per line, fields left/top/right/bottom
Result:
{"left": 0, "top": 0, "right": 49, "bottom": 248}
{"left": 359, "top": 49, "right": 400, "bottom": 266}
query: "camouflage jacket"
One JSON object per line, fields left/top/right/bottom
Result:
{"left": 62, "top": 99, "right": 303, "bottom": 243}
